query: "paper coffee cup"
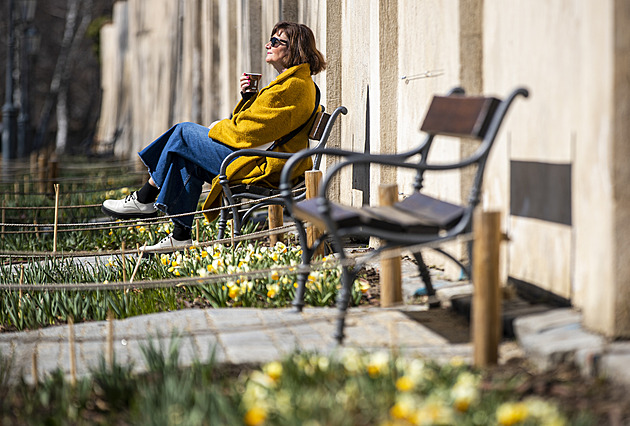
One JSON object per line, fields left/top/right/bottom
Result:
{"left": 244, "top": 73, "right": 262, "bottom": 92}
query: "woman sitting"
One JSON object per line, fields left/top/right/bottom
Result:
{"left": 101, "top": 21, "right": 326, "bottom": 252}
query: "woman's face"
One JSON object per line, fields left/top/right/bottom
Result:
{"left": 265, "top": 30, "right": 290, "bottom": 73}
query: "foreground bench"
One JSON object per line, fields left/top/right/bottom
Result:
{"left": 280, "top": 87, "right": 529, "bottom": 343}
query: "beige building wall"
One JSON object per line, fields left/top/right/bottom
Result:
{"left": 95, "top": 0, "right": 630, "bottom": 338}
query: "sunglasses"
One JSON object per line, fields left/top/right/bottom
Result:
{"left": 269, "top": 36, "right": 288, "bottom": 48}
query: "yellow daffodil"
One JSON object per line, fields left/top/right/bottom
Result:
{"left": 263, "top": 361, "right": 283, "bottom": 382}
{"left": 395, "top": 376, "right": 415, "bottom": 392}
{"left": 411, "top": 397, "right": 454, "bottom": 425}
{"left": 228, "top": 285, "right": 240, "bottom": 299}
{"left": 266, "top": 283, "right": 279, "bottom": 298}
{"left": 449, "top": 356, "right": 465, "bottom": 367}
{"left": 274, "top": 241, "right": 287, "bottom": 253}
{"left": 243, "top": 406, "right": 267, "bottom": 426}
{"left": 271, "top": 270, "right": 280, "bottom": 281}
{"left": 451, "top": 371, "right": 480, "bottom": 412}
{"left": 212, "top": 258, "right": 224, "bottom": 270}
{"left": 317, "top": 356, "right": 329, "bottom": 372}
{"left": 341, "top": 348, "right": 362, "bottom": 374}
{"left": 121, "top": 187, "right": 130, "bottom": 195}
{"left": 523, "top": 398, "right": 566, "bottom": 426}
{"left": 356, "top": 278, "right": 370, "bottom": 294}
{"left": 389, "top": 394, "right": 416, "bottom": 421}
{"left": 366, "top": 351, "right": 390, "bottom": 378}
{"left": 496, "top": 402, "right": 529, "bottom": 426}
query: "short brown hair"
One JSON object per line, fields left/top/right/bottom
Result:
{"left": 271, "top": 22, "right": 327, "bottom": 75}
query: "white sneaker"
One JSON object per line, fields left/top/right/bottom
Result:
{"left": 102, "top": 192, "right": 158, "bottom": 219}
{"left": 141, "top": 234, "right": 193, "bottom": 253}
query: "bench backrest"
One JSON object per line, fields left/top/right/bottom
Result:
{"left": 308, "top": 106, "right": 347, "bottom": 171}
{"left": 413, "top": 90, "right": 523, "bottom": 208}
{"left": 420, "top": 95, "right": 501, "bottom": 139}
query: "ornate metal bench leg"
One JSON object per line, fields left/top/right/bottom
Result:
{"left": 413, "top": 251, "right": 440, "bottom": 308}
{"left": 333, "top": 264, "right": 355, "bottom": 344}
{"left": 413, "top": 251, "right": 435, "bottom": 296}
{"left": 334, "top": 311, "right": 346, "bottom": 344}
{"left": 217, "top": 198, "right": 229, "bottom": 240}
{"left": 291, "top": 220, "right": 311, "bottom": 312}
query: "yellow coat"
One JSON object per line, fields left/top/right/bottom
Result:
{"left": 202, "top": 63, "right": 317, "bottom": 222}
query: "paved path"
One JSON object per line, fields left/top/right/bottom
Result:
{"left": 0, "top": 304, "right": 522, "bottom": 385}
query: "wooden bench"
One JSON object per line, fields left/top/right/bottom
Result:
{"left": 279, "top": 87, "right": 529, "bottom": 343}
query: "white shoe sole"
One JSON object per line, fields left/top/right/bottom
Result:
{"left": 101, "top": 204, "right": 159, "bottom": 220}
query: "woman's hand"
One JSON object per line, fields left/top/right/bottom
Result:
{"left": 240, "top": 73, "right": 251, "bottom": 93}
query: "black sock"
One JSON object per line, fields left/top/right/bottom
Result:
{"left": 172, "top": 222, "right": 191, "bottom": 241}
{"left": 136, "top": 181, "right": 160, "bottom": 204}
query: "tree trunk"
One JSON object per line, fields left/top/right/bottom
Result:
{"left": 33, "top": 0, "right": 78, "bottom": 151}
{"left": 54, "top": 0, "right": 92, "bottom": 155}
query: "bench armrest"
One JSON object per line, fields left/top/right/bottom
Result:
{"left": 219, "top": 148, "right": 295, "bottom": 178}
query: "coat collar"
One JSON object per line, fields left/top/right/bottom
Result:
{"left": 268, "top": 63, "right": 312, "bottom": 87}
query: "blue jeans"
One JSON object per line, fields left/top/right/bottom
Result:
{"left": 138, "top": 122, "right": 237, "bottom": 228}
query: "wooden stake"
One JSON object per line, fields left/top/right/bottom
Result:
{"left": 19, "top": 265, "right": 24, "bottom": 318}
{"left": 31, "top": 350, "right": 38, "bottom": 390}
{"left": 37, "top": 154, "right": 46, "bottom": 193}
{"left": 68, "top": 316, "right": 77, "bottom": 386}
{"left": 121, "top": 241, "right": 127, "bottom": 282}
{"left": 30, "top": 151, "right": 38, "bottom": 177}
{"left": 379, "top": 184, "right": 402, "bottom": 307}
{"left": 130, "top": 248, "right": 145, "bottom": 283}
{"left": 230, "top": 220, "right": 235, "bottom": 247}
{"left": 107, "top": 311, "right": 114, "bottom": 369}
{"left": 195, "top": 218, "right": 200, "bottom": 243}
{"left": 305, "top": 170, "right": 324, "bottom": 258}
{"left": 53, "top": 184, "right": 60, "bottom": 253}
{"left": 472, "top": 210, "right": 503, "bottom": 367}
{"left": 268, "top": 205, "right": 284, "bottom": 246}
{"left": 1, "top": 200, "right": 5, "bottom": 240}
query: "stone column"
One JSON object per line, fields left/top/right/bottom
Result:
{"left": 324, "top": 0, "right": 343, "bottom": 203}
{"left": 218, "top": 0, "right": 239, "bottom": 117}
{"left": 378, "top": 0, "right": 398, "bottom": 184}
{"left": 583, "top": 0, "right": 630, "bottom": 338}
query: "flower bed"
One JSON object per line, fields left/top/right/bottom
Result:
{"left": 0, "top": 339, "right": 589, "bottom": 425}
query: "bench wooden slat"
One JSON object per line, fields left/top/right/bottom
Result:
{"left": 294, "top": 192, "right": 466, "bottom": 234}
{"left": 420, "top": 96, "right": 501, "bottom": 138}
{"left": 394, "top": 193, "right": 465, "bottom": 228}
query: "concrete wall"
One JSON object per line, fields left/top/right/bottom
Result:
{"left": 94, "top": 0, "right": 630, "bottom": 338}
